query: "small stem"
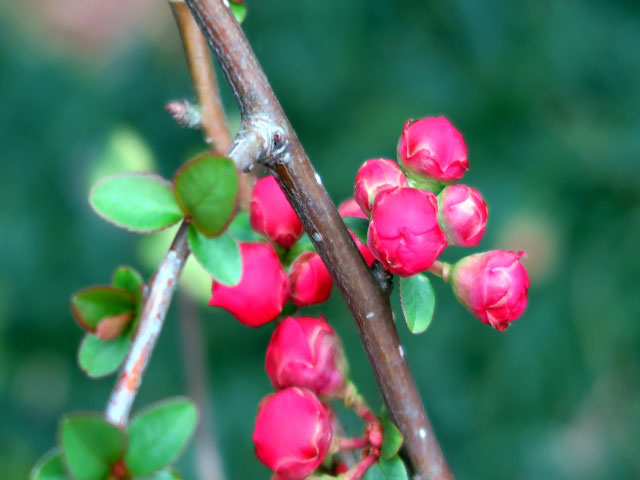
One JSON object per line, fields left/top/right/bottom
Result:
{"left": 340, "top": 381, "right": 377, "bottom": 424}
{"left": 341, "top": 454, "right": 378, "bottom": 480}
{"left": 427, "top": 261, "right": 451, "bottom": 282}
{"left": 105, "top": 221, "right": 190, "bottom": 426}
{"left": 170, "top": 0, "right": 253, "bottom": 209}
{"left": 336, "top": 437, "right": 370, "bottom": 451}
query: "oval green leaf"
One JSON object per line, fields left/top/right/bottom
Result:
{"left": 343, "top": 216, "right": 369, "bottom": 244}
{"left": 60, "top": 415, "right": 126, "bottom": 480}
{"left": 30, "top": 449, "right": 68, "bottom": 480}
{"left": 125, "top": 397, "right": 199, "bottom": 476}
{"left": 111, "top": 265, "right": 144, "bottom": 297}
{"left": 173, "top": 155, "right": 239, "bottom": 237}
{"left": 78, "top": 332, "right": 132, "bottom": 378}
{"left": 380, "top": 414, "right": 404, "bottom": 460}
{"left": 188, "top": 225, "right": 242, "bottom": 286}
{"left": 90, "top": 173, "right": 183, "bottom": 233}
{"left": 139, "top": 468, "right": 183, "bottom": 480}
{"left": 399, "top": 273, "right": 435, "bottom": 334}
{"left": 71, "top": 287, "right": 135, "bottom": 332}
{"left": 363, "top": 456, "right": 409, "bottom": 480}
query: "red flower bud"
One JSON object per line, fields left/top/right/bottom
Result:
{"left": 209, "top": 242, "right": 289, "bottom": 327}
{"left": 253, "top": 387, "right": 333, "bottom": 479}
{"left": 354, "top": 158, "right": 408, "bottom": 215}
{"left": 338, "top": 198, "right": 375, "bottom": 266}
{"left": 367, "top": 187, "right": 447, "bottom": 276}
{"left": 289, "top": 253, "right": 333, "bottom": 307}
{"left": 451, "top": 250, "right": 529, "bottom": 331}
{"left": 338, "top": 198, "right": 367, "bottom": 219}
{"left": 250, "top": 175, "right": 304, "bottom": 248}
{"left": 437, "top": 184, "right": 488, "bottom": 246}
{"left": 397, "top": 116, "right": 468, "bottom": 182}
{"left": 265, "top": 315, "right": 347, "bottom": 397}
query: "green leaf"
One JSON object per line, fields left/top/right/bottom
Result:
{"left": 30, "top": 449, "right": 69, "bottom": 480}
{"left": 188, "top": 225, "right": 242, "bottom": 286}
{"left": 125, "top": 397, "right": 199, "bottom": 475}
{"left": 227, "top": 211, "right": 263, "bottom": 242}
{"left": 363, "top": 456, "right": 409, "bottom": 480}
{"left": 71, "top": 287, "right": 135, "bottom": 332}
{"left": 173, "top": 155, "right": 238, "bottom": 237}
{"left": 380, "top": 414, "right": 404, "bottom": 460}
{"left": 399, "top": 273, "right": 435, "bottom": 334}
{"left": 60, "top": 414, "right": 127, "bottom": 480}
{"left": 230, "top": 2, "right": 247, "bottom": 23}
{"left": 111, "top": 265, "right": 144, "bottom": 298}
{"left": 285, "top": 233, "right": 316, "bottom": 264}
{"left": 78, "top": 332, "right": 131, "bottom": 378}
{"left": 90, "top": 173, "right": 183, "bottom": 233}
{"left": 343, "top": 216, "right": 369, "bottom": 244}
{"left": 139, "top": 468, "right": 183, "bottom": 480}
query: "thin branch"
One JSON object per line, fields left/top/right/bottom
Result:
{"left": 105, "top": 221, "right": 190, "bottom": 426}
{"left": 184, "top": 1, "right": 453, "bottom": 478}
{"left": 171, "top": 0, "right": 252, "bottom": 207}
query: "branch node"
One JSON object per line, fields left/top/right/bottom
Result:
{"left": 166, "top": 99, "right": 202, "bottom": 129}
{"left": 370, "top": 261, "right": 394, "bottom": 295}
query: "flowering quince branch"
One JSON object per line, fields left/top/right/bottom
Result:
{"left": 105, "top": 221, "right": 190, "bottom": 425}
{"left": 183, "top": 0, "right": 454, "bottom": 478}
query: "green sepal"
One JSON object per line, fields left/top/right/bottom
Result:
{"left": 89, "top": 173, "right": 183, "bottom": 233}
{"left": 402, "top": 168, "right": 447, "bottom": 194}
{"left": 173, "top": 154, "right": 238, "bottom": 237}
{"left": 285, "top": 233, "right": 316, "bottom": 265}
{"left": 227, "top": 211, "right": 264, "bottom": 242}
{"left": 399, "top": 273, "right": 435, "bottom": 334}
{"left": 125, "top": 397, "right": 199, "bottom": 476}
{"left": 188, "top": 225, "right": 242, "bottom": 286}
{"left": 59, "top": 414, "right": 127, "bottom": 480}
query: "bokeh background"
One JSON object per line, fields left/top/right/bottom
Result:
{"left": 1, "top": 0, "right": 639, "bottom": 479}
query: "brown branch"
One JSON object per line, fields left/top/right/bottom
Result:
{"left": 184, "top": 1, "right": 453, "bottom": 479}
{"left": 105, "top": 221, "right": 190, "bottom": 426}
{"left": 170, "top": 0, "right": 252, "bottom": 208}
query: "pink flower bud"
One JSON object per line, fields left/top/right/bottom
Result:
{"left": 338, "top": 198, "right": 367, "bottom": 219}
{"left": 451, "top": 250, "right": 530, "bottom": 331}
{"left": 354, "top": 158, "right": 408, "bottom": 215}
{"left": 253, "top": 387, "right": 333, "bottom": 479}
{"left": 397, "top": 116, "right": 468, "bottom": 182}
{"left": 250, "top": 175, "right": 304, "bottom": 248}
{"left": 338, "top": 198, "right": 375, "bottom": 266}
{"left": 289, "top": 253, "right": 333, "bottom": 307}
{"left": 209, "top": 242, "right": 289, "bottom": 327}
{"left": 367, "top": 187, "right": 447, "bottom": 276}
{"left": 437, "top": 184, "right": 488, "bottom": 246}
{"left": 265, "top": 315, "right": 347, "bottom": 397}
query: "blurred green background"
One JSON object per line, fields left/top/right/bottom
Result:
{"left": 1, "top": 0, "right": 639, "bottom": 478}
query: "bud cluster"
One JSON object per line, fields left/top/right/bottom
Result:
{"left": 343, "top": 115, "right": 528, "bottom": 330}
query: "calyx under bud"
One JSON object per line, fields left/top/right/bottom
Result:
{"left": 265, "top": 315, "right": 347, "bottom": 397}
{"left": 451, "top": 250, "right": 529, "bottom": 331}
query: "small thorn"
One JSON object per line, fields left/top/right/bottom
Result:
{"left": 165, "top": 100, "right": 202, "bottom": 129}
